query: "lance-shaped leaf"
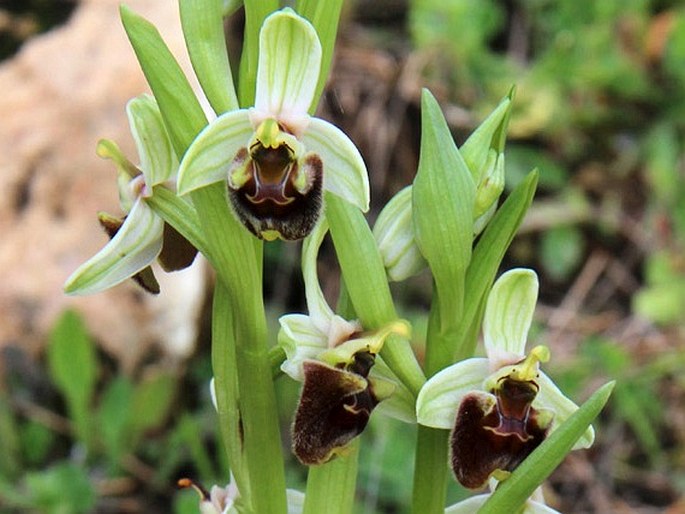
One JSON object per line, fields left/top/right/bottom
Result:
{"left": 179, "top": 0, "right": 238, "bottom": 115}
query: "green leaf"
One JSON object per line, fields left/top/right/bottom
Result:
{"left": 120, "top": 5, "right": 207, "bottom": 157}
{"left": 130, "top": 372, "right": 177, "bottom": 441}
{"left": 25, "top": 462, "right": 96, "bottom": 514}
{"left": 296, "top": 0, "right": 344, "bottom": 112}
{"left": 412, "top": 89, "right": 475, "bottom": 330}
{"left": 20, "top": 421, "right": 54, "bottom": 466}
{"left": 98, "top": 376, "right": 134, "bottom": 466}
{"left": 179, "top": 0, "right": 239, "bottom": 115}
{"left": 46, "top": 310, "right": 97, "bottom": 448}
{"left": 478, "top": 381, "right": 615, "bottom": 514}
{"left": 540, "top": 225, "right": 584, "bottom": 281}
{"left": 456, "top": 169, "right": 538, "bottom": 360}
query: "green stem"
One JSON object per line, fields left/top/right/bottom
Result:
{"left": 303, "top": 440, "right": 360, "bottom": 514}
{"left": 192, "top": 184, "right": 287, "bottom": 514}
{"left": 211, "top": 284, "right": 248, "bottom": 495}
{"left": 411, "top": 299, "right": 453, "bottom": 514}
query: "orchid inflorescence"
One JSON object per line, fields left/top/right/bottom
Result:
{"left": 65, "top": 3, "right": 612, "bottom": 514}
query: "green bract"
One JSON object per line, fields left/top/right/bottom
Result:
{"left": 177, "top": 9, "right": 369, "bottom": 240}
{"left": 64, "top": 95, "right": 181, "bottom": 295}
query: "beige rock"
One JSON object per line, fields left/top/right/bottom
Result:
{"left": 0, "top": 0, "right": 207, "bottom": 373}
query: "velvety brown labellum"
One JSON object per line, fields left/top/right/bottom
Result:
{"left": 450, "top": 380, "right": 549, "bottom": 489}
{"left": 228, "top": 147, "right": 323, "bottom": 241}
{"left": 292, "top": 359, "right": 379, "bottom": 465}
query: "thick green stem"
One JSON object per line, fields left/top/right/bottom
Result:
{"left": 303, "top": 440, "right": 360, "bottom": 514}
{"left": 411, "top": 299, "right": 454, "bottom": 514}
{"left": 192, "top": 185, "right": 287, "bottom": 514}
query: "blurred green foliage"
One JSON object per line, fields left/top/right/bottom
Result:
{"left": 410, "top": 0, "right": 685, "bottom": 297}
{"left": 0, "top": 310, "right": 224, "bottom": 513}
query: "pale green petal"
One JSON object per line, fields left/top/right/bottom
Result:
{"left": 254, "top": 9, "right": 321, "bottom": 122}
{"left": 372, "top": 358, "right": 416, "bottom": 423}
{"left": 373, "top": 186, "right": 427, "bottom": 281}
{"left": 301, "top": 118, "right": 370, "bottom": 212}
{"left": 535, "top": 371, "right": 595, "bottom": 449}
{"left": 286, "top": 489, "right": 305, "bottom": 514}
{"left": 126, "top": 94, "right": 178, "bottom": 186}
{"left": 484, "top": 268, "right": 539, "bottom": 360}
{"left": 278, "top": 314, "right": 327, "bottom": 381}
{"left": 176, "top": 110, "right": 252, "bottom": 195}
{"left": 64, "top": 199, "right": 163, "bottom": 295}
{"left": 301, "top": 219, "right": 335, "bottom": 325}
{"left": 416, "top": 358, "right": 489, "bottom": 429}
{"left": 444, "top": 494, "right": 489, "bottom": 513}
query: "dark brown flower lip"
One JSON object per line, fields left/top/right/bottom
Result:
{"left": 450, "top": 378, "right": 551, "bottom": 489}
{"left": 291, "top": 351, "right": 381, "bottom": 465}
{"left": 227, "top": 152, "right": 323, "bottom": 241}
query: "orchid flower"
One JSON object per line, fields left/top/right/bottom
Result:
{"left": 277, "top": 220, "right": 414, "bottom": 464}
{"left": 416, "top": 268, "right": 594, "bottom": 489}
{"left": 64, "top": 94, "right": 196, "bottom": 295}
{"left": 177, "top": 9, "right": 369, "bottom": 241}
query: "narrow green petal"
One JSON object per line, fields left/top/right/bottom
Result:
{"left": 64, "top": 200, "right": 163, "bottom": 295}
{"left": 535, "top": 371, "right": 595, "bottom": 449}
{"left": 255, "top": 9, "right": 321, "bottom": 121}
{"left": 302, "top": 119, "right": 370, "bottom": 212}
{"left": 415, "top": 358, "right": 489, "bottom": 429}
{"left": 483, "top": 268, "right": 539, "bottom": 360}
{"left": 278, "top": 314, "right": 327, "bottom": 381}
{"left": 176, "top": 110, "right": 252, "bottom": 195}
{"left": 302, "top": 219, "right": 335, "bottom": 324}
{"left": 373, "top": 185, "right": 427, "bottom": 281}
{"left": 126, "top": 95, "right": 178, "bottom": 186}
